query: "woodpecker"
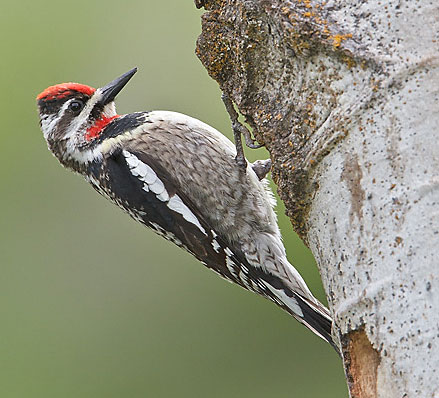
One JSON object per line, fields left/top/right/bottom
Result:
{"left": 36, "top": 68, "right": 338, "bottom": 353}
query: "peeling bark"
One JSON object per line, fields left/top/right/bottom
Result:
{"left": 344, "top": 329, "right": 380, "bottom": 398}
{"left": 195, "top": 0, "right": 439, "bottom": 396}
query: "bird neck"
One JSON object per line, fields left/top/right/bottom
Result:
{"left": 85, "top": 114, "right": 120, "bottom": 142}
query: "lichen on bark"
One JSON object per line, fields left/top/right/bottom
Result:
{"left": 196, "top": 0, "right": 374, "bottom": 241}
{"left": 196, "top": 1, "right": 439, "bottom": 397}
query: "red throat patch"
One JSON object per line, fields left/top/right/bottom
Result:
{"left": 85, "top": 115, "right": 119, "bottom": 141}
{"left": 37, "top": 83, "right": 96, "bottom": 101}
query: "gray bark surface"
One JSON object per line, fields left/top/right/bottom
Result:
{"left": 195, "top": 1, "right": 439, "bottom": 397}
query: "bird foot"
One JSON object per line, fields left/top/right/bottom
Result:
{"left": 221, "top": 93, "right": 263, "bottom": 171}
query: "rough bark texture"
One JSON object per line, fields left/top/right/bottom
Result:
{"left": 195, "top": 1, "right": 439, "bottom": 397}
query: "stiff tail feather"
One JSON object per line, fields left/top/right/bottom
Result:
{"left": 293, "top": 294, "right": 341, "bottom": 356}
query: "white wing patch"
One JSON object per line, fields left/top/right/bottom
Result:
{"left": 211, "top": 238, "right": 221, "bottom": 253}
{"left": 224, "top": 247, "right": 234, "bottom": 257}
{"left": 157, "top": 190, "right": 169, "bottom": 202}
{"left": 265, "top": 284, "right": 304, "bottom": 317}
{"left": 149, "top": 179, "right": 165, "bottom": 195}
{"left": 225, "top": 256, "right": 238, "bottom": 278}
{"left": 123, "top": 150, "right": 206, "bottom": 235}
{"left": 167, "top": 195, "right": 206, "bottom": 234}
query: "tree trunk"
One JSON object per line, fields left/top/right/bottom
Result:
{"left": 195, "top": 1, "right": 439, "bottom": 397}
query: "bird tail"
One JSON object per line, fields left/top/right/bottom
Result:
{"left": 290, "top": 293, "right": 341, "bottom": 356}
{"left": 261, "top": 270, "right": 341, "bottom": 355}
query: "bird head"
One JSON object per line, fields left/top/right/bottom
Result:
{"left": 36, "top": 67, "right": 137, "bottom": 167}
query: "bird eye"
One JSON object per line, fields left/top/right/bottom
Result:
{"left": 69, "top": 100, "right": 84, "bottom": 114}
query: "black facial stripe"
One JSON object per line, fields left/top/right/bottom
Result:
{"left": 94, "top": 112, "right": 150, "bottom": 144}
{"left": 90, "top": 102, "right": 105, "bottom": 121}
{"left": 38, "top": 92, "right": 91, "bottom": 115}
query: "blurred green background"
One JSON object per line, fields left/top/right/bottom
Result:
{"left": 0, "top": 1, "right": 347, "bottom": 397}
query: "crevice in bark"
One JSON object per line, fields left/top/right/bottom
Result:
{"left": 195, "top": 1, "right": 439, "bottom": 396}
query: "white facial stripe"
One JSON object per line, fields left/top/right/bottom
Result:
{"left": 40, "top": 114, "right": 57, "bottom": 139}
{"left": 63, "top": 93, "right": 111, "bottom": 164}
{"left": 40, "top": 90, "right": 120, "bottom": 166}
{"left": 63, "top": 90, "right": 103, "bottom": 140}
{"left": 39, "top": 98, "right": 103, "bottom": 164}
{"left": 65, "top": 144, "right": 103, "bottom": 164}
{"left": 123, "top": 151, "right": 206, "bottom": 235}
{"left": 40, "top": 100, "right": 71, "bottom": 139}
{"left": 102, "top": 102, "right": 116, "bottom": 118}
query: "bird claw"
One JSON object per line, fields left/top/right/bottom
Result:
{"left": 221, "top": 93, "right": 263, "bottom": 170}
{"left": 235, "top": 121, "right": 263, "bottom": 150}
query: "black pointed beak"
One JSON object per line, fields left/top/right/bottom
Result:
{"left": 99, "top": 67, "right": 137, "bottom": 105}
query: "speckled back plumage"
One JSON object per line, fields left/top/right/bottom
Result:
{"left": 36, "top": 69, "right": 338, "bottom": 353}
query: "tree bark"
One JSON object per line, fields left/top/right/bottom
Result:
{"left": 195, "top": 1, "right": 439, "bottom": 397}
